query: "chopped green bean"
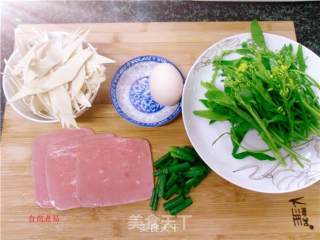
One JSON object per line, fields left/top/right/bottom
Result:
{"left": 181, "top": 146, "right": 200, "bottom": 159}
{"left": 193, "top": 172, "right": 209, "bottom": 188}
{"left": 163, "top": 184, "right": 179, "bottom": 200}
{"left": 169, "top": 197, "right": 193, "bottom": 215}
{"left": 151, "top": 193, "right": 159, "bottom": 211}
{"left": 169, "top": 147, "right": 196, "bottom": 161}
{"left": 149, "top": 187, "right": 156, "bottom": 207}
{"left": 153, "top": 152, "right": 172, "bottom": 169}
{"left": 168, "top": 162, "right": 191, "bottom": 173}
{"left": 163, "top": 195, "right": 185, "bottom": 211}
{"left": 166, "top": 173, "right": 178, "bottom": 188}
{"left": 185, "top": 177, "right": 201, "bottom": 189}
{"left": 158, "top": 174, "right": 167, "bottom": 198}
{"left": 150, "top": 179, "right": 160, "bottom": 211}
{"left": 182, "top": 185, "right": 191, "bottom": 195}
{"left": 184, "top": 166, "right": 208, "bottom": 178}
{"left": 150, "top": 146, "right": 210, "bottom": 215}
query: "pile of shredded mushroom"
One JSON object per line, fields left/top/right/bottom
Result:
{"left": 5, "top": 29, "right": 114, "bottom": 128}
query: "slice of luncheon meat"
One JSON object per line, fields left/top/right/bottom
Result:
{"left": 45, "top": 144, "right": 80, "bottom": 210}
{"left": 32, "top": 128, "right": 94, "bottom": 208}
{"left": 76, "top": 136, "right": 154, "bottom": 207}
{"left": 45, "top": 134, "right": 113, "bottom": 210}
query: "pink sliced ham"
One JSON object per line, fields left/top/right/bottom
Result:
{"left": 76, "top": 137, "right": 153, "bottom": 207}
{"left": 45, "top": 144, "right": 80, "bottom": 210}
{"left": 32, "top": 128, "right": 94, "bottom": 208}
{"left": 45, "top": 134, "right": 114, "bottom": 210}
{"left": 33, "top": 130, "right": 153, "bottom": 210}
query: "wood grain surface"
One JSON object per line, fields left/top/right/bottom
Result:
{"left": 1, "top": 21, "right": 319, "bottom": 240}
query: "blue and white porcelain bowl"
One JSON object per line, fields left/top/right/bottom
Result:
{"left": 111, "top": 55, "right": 184, "bottom": 127}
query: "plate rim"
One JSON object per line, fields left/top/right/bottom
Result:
{"left": 110, "top": 55, "right": 184, "bottom": 127}
{"left": 182, "top": 32, "right": 320, "bottom": 193}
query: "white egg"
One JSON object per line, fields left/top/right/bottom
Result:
{"left": 149, "top": 63, "right": 184, "bottom": 106}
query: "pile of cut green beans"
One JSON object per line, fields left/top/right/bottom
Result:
{"left": 150, "top": 146, "right": 210, "bottom": 215}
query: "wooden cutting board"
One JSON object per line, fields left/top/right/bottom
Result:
{"left": 2, "top": 22, "right": 319, "bottom": 240}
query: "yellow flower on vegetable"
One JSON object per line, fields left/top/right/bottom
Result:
{"left": 237, "top": 62, "right": 248, "bottom": 72}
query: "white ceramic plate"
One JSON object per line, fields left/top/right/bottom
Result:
{"left": 182, "top": 33, "right": 320, "bottom": 193}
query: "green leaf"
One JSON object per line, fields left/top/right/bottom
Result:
{"left": 193, "top": 110, "right": 229, "bottom": 121}
{"left": 236, "top": 48, "right": 254, "bottom": 55}
{"left": 238, "top": 88, "right": 254, "bottom": 102}
{"left": 230, "top": 120, "right": 252, "bottom": 154}
{"left": 250, "top": 20, "right": 266, "bottom": 48}
{"left": 200, "top": 81, "right": 220, "bottom": 91}
{"left": 200, "top": 99, "right": 210, "bottom": 108}
{"left": 232, "top": 108, "right": 256, "bottom": 127}
{"left": 233, "top": 151, "right": 275, "bottom": 161}
{"left": 205, "top": 90, "right": 235, "bottom": 108}
{"left": 266, "top": 114, "right": 287, "bottom": 124}
{"left": 280, "top": 44, "right": 294, "bottom": 66}
{"left": 215, "top": 59, "right": 240, "bottom": 67}
{"left": 253, "top": 75, "right": 277, "bottom": 108}
{"left": 297, "top": 45, "right": 307, "bottom": 72}
{"left": 261, "top": 55, "right": 271, "bottom": 70}
{"left": 230, "top": 120, "right": 275, "bottom": 161}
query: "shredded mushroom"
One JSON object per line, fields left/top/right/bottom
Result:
{"left": 6, "top": 29, "right": 114, "bottom": 128}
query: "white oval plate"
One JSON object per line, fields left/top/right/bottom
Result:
{"left": 182, "top": 33, "right": 320, "bottom": 193}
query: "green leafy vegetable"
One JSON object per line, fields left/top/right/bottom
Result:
{"left": 194, "top": 20, "right": 320, "bottom": 167}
